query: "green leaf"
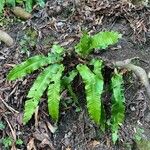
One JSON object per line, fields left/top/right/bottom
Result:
{"left": 75, "top": 31, "right": 121, "bottom": 57}
{"left": 112, "top": 131, "right": 119, "bottom": 144}
{"left": 0, "top": 0, "right": 5, "bottom": 13}
{"left": 90, "top": 59, "right": 106, "bottom": 131}
{"left": 77, "top": 64, "right": 104, "bottom": 125}
{"left": 6, "top": 0, "right": 16, "bottom": 7}
{"left": 23, "top": 98, "right": 39, "bottom": 124}
{"left": 25, "top": 0, "right": 33, "bottom": 12}
{"left": 0, "top": 121, "right": 5, "bottom": 130}
{"left": 7, "top": 55, "right": 58, "bottom": 81}
{"left": 35, "top": 0, "right": 45, "bottom": 8}
{"left": 16, "top": 139, "right": 23, "bottom": 145}
{"left": 62, "top": 70, "right": 78, "bottom": 104}
{"left": 111, "top": 71, "right": 125, "bottom": 143}
{"left": 51, "top": 44, "right": 65, "bottom": 55}
{"left": 62, "top": 70, "right": 78, "bottom": 86}
{"left": 47, "top": 64, "right": 64, "bottom": 122}
{"left": 90, "top": 59, "right": 103, "bottom": 76}
{"left": 91, "top": 31, "right": 122, "bottom": 49}
{"left": 23, "top": 64, "right": 61, "bottom": 124}
{"left": 16, "top": 0, "right": 25, "bottom": 4}
{"left": 1, "top": 137, "right": 13, "bottom": 148}
{"left": 75, "top": 32, "right": 92, "bottom": 57}
{"left": 27, "top": 64, "right": 61, "bottom": 98}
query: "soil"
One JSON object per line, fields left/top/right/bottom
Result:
{"left": 0, "top": 0, "right": 150, "bottom": 150}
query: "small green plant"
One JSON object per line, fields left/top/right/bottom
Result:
{"left": 0, "top": 137, "right": 23, "bottom": 149}
{"left": 0, "top": 0, "right": 45, "bottom": 14}
{"left": 7, "top": 31, "right": 124, "bottom": 143}
{"left": 133, "top": 127, "right": 145, "bottom": 141}
{"left": 0, "top": 122, "right": 23, "bottom": 149}
{"left": 16, "top": 138, "right": 24, "bottom": 145}
{"left": 0, "top": 136, "right": 13, "bottom": 149}
{"left": 0, "top": 121, "right": 5, "bottom": 130}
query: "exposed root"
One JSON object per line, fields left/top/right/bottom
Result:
{"left": 114, "top": 58, "right": 150, "bottom": 104}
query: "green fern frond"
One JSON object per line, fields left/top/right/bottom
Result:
{"left": 23, "top": 98, "right": 39, "bottom": 124}
{"left": 75, "top": 32, "right": 92, "bottom": 57}
{"left": 7, "top": 54, "right": 60, "bottom": 81}
{"left": 62, "top": 70, "right": 78, "bottom": 104}
{"left": 27, "top": 64, "right": 61, "bottom": 98}
{"left": 62, "top": 70, "right": 78, "bottom": 86}
{"left": 47, "top": 64, "right": 64, "bottom": 122}
{"left": 111, "top": 71, "right": 125, "bottom": 143}
{"left": 23, "top": 64, "right": 62, "bottom": 124}
{"left": 77, "top": 64, "right": 104, "bottom": 125}
{"left": 91, "top": 31, "right": 122, "bottom": 49}
{"left": 0, "top": 0, "right": 5, "bottom": 13}
{"left": 75, "top": 31, "right": 121, "bottom": 57}
{"left": 90, "top": 59, "right": 106, "bottom": 130}
{"left": 90, "top": 59, "right": 103, "bottom": 76}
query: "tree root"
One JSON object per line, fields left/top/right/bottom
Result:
{"left": 114, "top": 58, "right": 150, "bottom": 104}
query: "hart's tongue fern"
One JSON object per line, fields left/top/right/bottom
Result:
{"left": 7, "top": 31, "right": 125, "bottom": 143}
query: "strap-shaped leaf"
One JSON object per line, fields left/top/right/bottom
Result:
{"left": 90, "top": 59, "right": 106, "bottom": 130}
{"left": 47, "top": 64, "right": 64, "bottom": 122}
{"left": 62, "top": 70, "right": 78, "bottom": 86}
{"left": 7, "top": 55, "right": 59, "bottom": 80}
{"left": 91, "top": 31, "right": 122, "bottom": 49}
{"left": 75, "top": 32, "right": 92, "bottom": 57}
{"left": 23, "top": 64, "right": 62, "bottom": 124}
{"left": 90, "top": 59, "right": 103, "bottom": 76}
{"left": 27, "top": 64, "right": 61, "bottom": 98}
{"left": 62, "top": 70, "right": 78, "bottom": 104}
{"left": 23, "top": 98, "right": 39, "bottom": 124}
{"left": 75, "top": 31, "right": 121, "bottom": 57}
{"left": 111, "top": 71, "right": 125, "bottom": 143}
{"left": 77, "top": 64, "right": 104, "bottom": 125}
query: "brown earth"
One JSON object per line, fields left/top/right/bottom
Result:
{"left": 0, "top": 0, "right": 150, "bottom": 150}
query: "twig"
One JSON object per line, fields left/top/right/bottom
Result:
{"left": 3, "top": 115, "right": 16, "bottom": 141}
{"left": 0, "top": 96, "right": 19, "bottom": 114}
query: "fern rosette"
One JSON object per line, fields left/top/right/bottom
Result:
{"left": 7, "top": 30, "right": 126, "bottom": 144}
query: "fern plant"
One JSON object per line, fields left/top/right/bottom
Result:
{"left": 7, "top": 31, "right": 125, "bottom": 143}
{"left": 111, "top": 70, "right": 125, "bottom": 143}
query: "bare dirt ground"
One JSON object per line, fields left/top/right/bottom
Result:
{"left": 0, "top": 0, "right": 150, "bottom": 149}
